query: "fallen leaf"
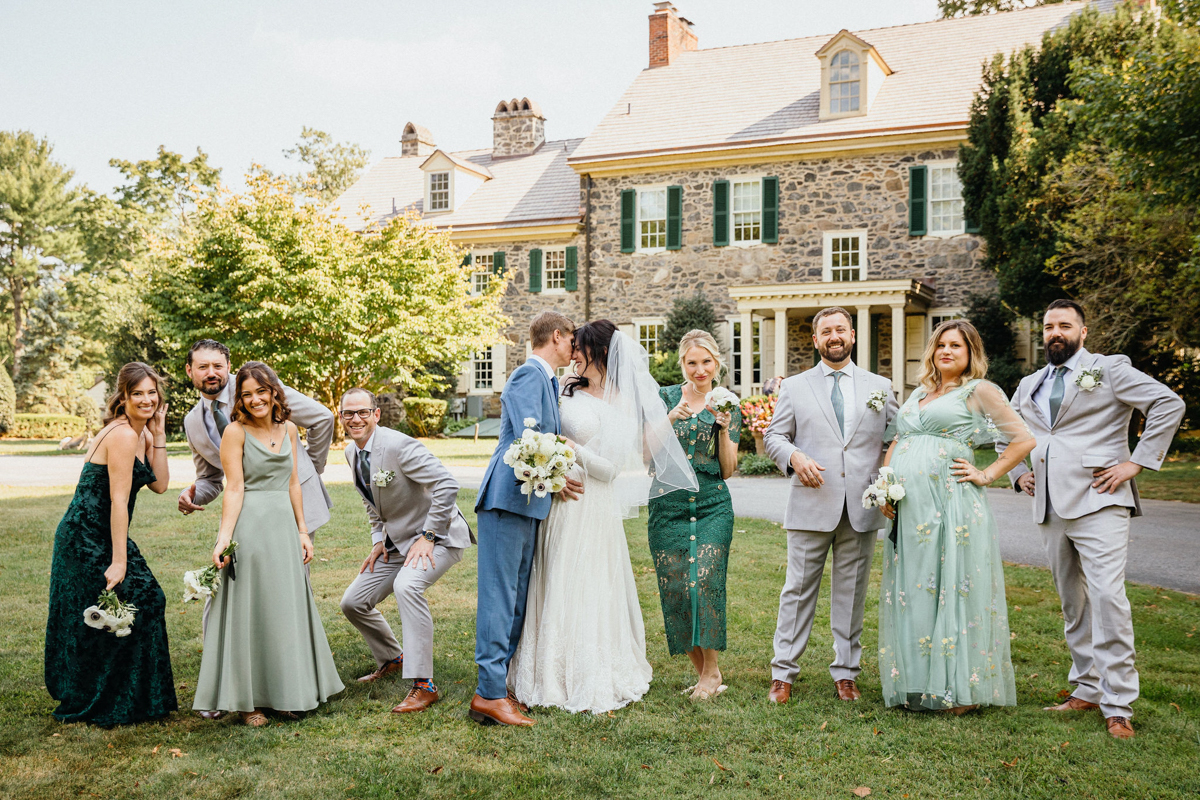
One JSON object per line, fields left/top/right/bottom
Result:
{"left": 151, "top": 745, "right": 160, "bottom": 754}
{"left": 107, "top": 744, "right": 114, "bottom": 749}
{"left": 51, "top": 734, "right": 60, "bottom": 738}
{"left": 641, "top": 765, "right": 651, "bottom": 770}
{"left": 169, "top": 748, "right": 186, "bottom": 758}
{"left": 607, "top": 711, "right": 615, "bottom": 718}
{"left": 779, "top": 775, "right": 784, "bottom": 781}
{"left": 853, "top": 788, "right": 872, "bottom": 798}
{"left": 430, "top": 766, "right": 443, "bottom": 775}
{"left": 709, "top": 774, "right": 715, "bottom": 785}
{"left": 1170, "top": 702, "right": 1181, "bottom": 712}
{"left": 1061, "top": 741, "right": 1069, "bottom": 748}
{"left": 819, "top": 721, "right": 827, "bottom": 731}
{"left": 1014, "top": 606, "right": 1021, "bottom": 611}
{"left": 873, "top": 728, "right": 881, "bottom": 736}
{"left": 1001, "top": 758, "right": 1018, "bottom": 768}
{"left": 320, "top": 558, "right": 328, "bottom": 562}
{"left": 713, "top": 758, "right": 728, "bottom": 771}
{"left": 1057, "top": 689, "right": 1072, "bottom": 699}
{"left": 1029, "top": 673, "right": 1039, "bottom": 679}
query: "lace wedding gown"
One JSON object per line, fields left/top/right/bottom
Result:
{"left": 509, "top": 391, "right": 653, "bottom": 714}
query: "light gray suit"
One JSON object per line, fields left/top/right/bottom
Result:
{"left": 339, "top": 425, "right": 473, "bottom": 680}
{"left": 1005, "top": 348, "right": 1184, "bottom": 718}
{"left": 764, "top": 363, "right": 898, "bottom": 684}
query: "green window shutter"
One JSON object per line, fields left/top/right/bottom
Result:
{"left": 528, "top": 248, "right": 542, "bottom": 293}
{"left": 908, "top": 165, "right": 927, "bottom": 236}
{"left": 620, "top": 189, "right": 636, "bottom": 253}
{"left": 761, "top": 176, "right": 779, "bottom": 243}
{"left": 461, "top": 252, "right": 472, "bottom": 267}
{"left": 666, "top": 185, "right": 683, "bottom": 250}
{"left": 713, "top": 179, "right": 729, "bottom": 247}
{"left": 492, "top": 251, "right": 505, "bottom": 275}
{"left": 564, "top": 246, "right": 578, "bottom": 291}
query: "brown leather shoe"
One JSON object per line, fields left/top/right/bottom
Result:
{"left": 507, "top": 690, "right": 530, "bottom": 713}
{"left": 392, "top": 684, "right": 440, "bottom": 714}
{"left": 1043, "top": 695, "right": 1100, "bottom": 712}
{"left": 768, "top": 680, "right": 792, "bottom": 704}
{"left": 1106, "top": 716, "right": 1135, "bottom": 739}
{"left": 468, "top": 693, "right": 535, "bottom": 726}
{"left": 357, "top": 656, "right": 403, "bottom": 683}
{"left": 835, "top": 679, "right": 862, "bottom": 701}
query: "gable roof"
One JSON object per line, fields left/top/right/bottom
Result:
{"left": 330, "top": 138, "right": 584, "bottom": 234}
{"left": 420, "top": 149, "right": 494, "bottom": 180}
{"left": 570, "top": 1, "right": 1096, "bottom": 167}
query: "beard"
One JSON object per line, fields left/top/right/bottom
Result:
{"left": 196, "top": 374, "right": 229, "bottom": 396}
{"left": 1044, "top": 334, "right": 1080, "bottom": 366}
{"left": 818, "top": 339, "right": 853, "bottom": 363}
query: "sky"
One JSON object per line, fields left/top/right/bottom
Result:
{"left": 1, "top": 0, "right": 943, "bottom": 194}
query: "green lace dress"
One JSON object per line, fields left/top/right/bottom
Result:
{"left": 647, "top": 384, "right": 742, "bottom": 655}
{"left": 878, "top": 379, "right": 1029, "bottom": 711}
{"left": 45, "top": 457, "right": 177, "bottom": 726}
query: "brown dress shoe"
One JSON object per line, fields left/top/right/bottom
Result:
{"left": 1043, "top": 695, "right": 1100, "bottom": 712}
{"left": 1106, "top": 716, "right": 1135, "bottom": 739}
{"left": 835, "top": 679, "right": 862, "bottom": 701}
{"left": 768, "top": 680, "right": 792, "bottom": 704}
{"left": 469, "top": 694, "right": 535, "bottom": 726}
{"left": 357, "top": 656, "right": 403, "bottom": 683}
{"left": 507, "top": 690, "right": 530, "bottom": 713}
{"left": 392, "top": 684, "right": 440, "bottom": 714}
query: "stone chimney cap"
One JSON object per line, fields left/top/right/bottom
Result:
{"left": 653, "top": 2, "right": 676, "bottom": 11}
{"left": 401, "top": 122, "right": 434, "bottom": 142}
{"left": 493, "top": 97, "right": 545, "bottom": 119}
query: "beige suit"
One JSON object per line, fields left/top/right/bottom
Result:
{"left": 1005, "top": 349, "right": 1184, "bottom": 718}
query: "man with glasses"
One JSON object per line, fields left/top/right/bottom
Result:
{"left": 338, "top": 388, "right": 473, "bottom": 714}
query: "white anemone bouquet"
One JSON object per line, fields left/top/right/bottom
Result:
{"left": 502, "top": 419, "right": 576, "bottom": 503}
{"left": 83, "top": 589, "right": 136, "bottom": 637}
{"left": 183, "top": 541, "right": 239, "bottom": 602}
{"left": 863, "top": 467, "right": 906, "bottom": 547}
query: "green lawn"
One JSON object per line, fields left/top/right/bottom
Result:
{"left": 0, "top": 439, "right": 192, "bottom": 457}
{"left": 1, "top": 484, "right": 1197, "bottom": 799}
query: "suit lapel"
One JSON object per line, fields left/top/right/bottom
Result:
{"left": 347, "top": 441, "right": 372, "bottom": 506}
{"left": 842, "top": 366, "right": 870, "bottom": 442}
{"left": 807, "top": 369, "right": 843, "bottom": 442}
{"left": 1053, "top": 349, "right": 1090, "bottom": 428}
{"left": 1024, "top": 369, "right": 1051, "bottom": 428}
{"left": 369, "top": 439, "right": 383, "bottom": 510}
{"left": 188, "top": 405, "right": 221, "bottom": 467}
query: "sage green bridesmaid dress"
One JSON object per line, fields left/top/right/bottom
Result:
{"left": 192, "top": 433, "right": 344, "bottom": 713}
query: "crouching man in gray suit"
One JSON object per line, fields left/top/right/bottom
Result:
{"left": 1004, "top": 299, "right": 1184, "bottom": 740}
{"left": 764, "top": 307, "right": 898, "bottom": 704}
{"left": 338, "top": 388, "right": 474, "bottom": 714}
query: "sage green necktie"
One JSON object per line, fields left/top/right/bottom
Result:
{"left": 831, "top": 371, "right": 846, "bottom": 436}
{"left": 212, "top": 400, "right": 230, "bottom": 437}
{"left": 1048, "top": 366, "right": 1067, "bottom": 426}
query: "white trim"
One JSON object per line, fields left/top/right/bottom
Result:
{"left": 632, "top": 183, "right": 669, "bottom": 254}
{"left": 924, "top": 159, "right": 966, "bottom": 238}
{"left": 728, "top": 174, "right": 764, "bottom": 247}
{"left": 632, "top": 316, "right": 667, "bottom": 354}
{"left": 541, "top": 246, "right": 568, "bottom": 293}
{"left": 469, "top": 251, "right": 494, "bottom": 296}
{"left": 426, "top": 170, "right": 452, "bottom": 214}
{"left": 821, "top": 229, "right": 868, "bottom": 282}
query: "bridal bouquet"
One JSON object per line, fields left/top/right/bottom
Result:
{"left": 502, "top": 419, "right": 576, "bottom": 503}
{"left": 183, "top": 541, "right": 239, "bottom": 603}
{"left": 83, "top": 589, "right": 137, "bottom": 637}
{"left": 863, "top": 467, "right": 906, "bottom": 547}
{"left": 704, "top": 387, "right": 741, "bottom": 455}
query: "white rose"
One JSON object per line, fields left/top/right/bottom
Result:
{"left": 887, "top": 484, "right": 907, "bottom": 502}
{"left": 878, "top": 466, "right": 894, "bottom": 477}
{"left": 183, "top": 571, "right": 204, "bottom": 602}
{"left": 115, "top": 627, "right": 133, "bottom": 638}
{"left": 521, "top": 428, "right": 536, "bottom": 440}
{"left": 538, "top": 436, "right": 557, "bottom": 458}
{"left": 550, "top": 475, "right": 567, "bottom": 492}
{"left": 1079, "top": 375, "right": 1096, "bottom": 390}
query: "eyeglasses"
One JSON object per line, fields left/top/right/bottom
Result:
{"left": 340, "top": 409, "right": 376, "bottom": 421}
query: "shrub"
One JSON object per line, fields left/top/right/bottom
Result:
{"left": 1170, "top": 434, "right": 1200, "bottom": 455}
{"left": 0, "top": 367, "right": 14, "bottom": 436}
{"left": 738, "top": 453, "right": 781, "bottom": 476}
{"left": 444, "top": 416, "right": 481, "bottom": 435}
{"left": 73, "top": 394, "right": 102, "bottom": 432}
{"left": 11, "top": 414, "right": 87, "bottom": 439}
{"left": 402, "top": 398, "right": 447, "bottom": 438}
{"left": 649, "top": 350, "right": 684, "bottom": 387}
{"left": 663, "top": 291, "right": 722, "bottom": 349}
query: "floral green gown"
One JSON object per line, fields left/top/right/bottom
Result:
{"left": 878, "top": 379, "right": 1029, "bottom": 711}
{"left": 648, "top": 384, "right": 741, "bottom": 655}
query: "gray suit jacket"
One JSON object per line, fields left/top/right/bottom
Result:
{"left": 1005, "top": 348, "right": 1185, "bottom": 522}
{"left": 765, "top": 363, "right": 899, "bottom": 533}
{"left": 345, "top": 425, "right": 474, "bottom": 555}
{"left": 184, "top": 384, "right": 334, "bottom": 533}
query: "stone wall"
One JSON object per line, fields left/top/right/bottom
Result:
{"left": 491, "top": 111, "right": 546, "bottom": 158}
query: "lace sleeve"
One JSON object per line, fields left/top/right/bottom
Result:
{"left": 573, "top": 441, "right": 620, "bottom": 483}
{"left": 966, "top": 381, "right": 1032, "bottom": 447}
{"left": 727, "top": 404, "right": 742, "bottom": 445}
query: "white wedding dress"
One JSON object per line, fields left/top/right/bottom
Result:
{"left": 509, "top": 390, "right": 654, "bottom": 714}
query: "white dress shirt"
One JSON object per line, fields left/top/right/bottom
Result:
{"left": 819, "top": 359, "right": 858, "bottom": 438}
{"left": 201, "top": 380, "right": 236, "bottom": 447}
{"left": 1032, "top": 349, "right": 1084, "bottom": 423}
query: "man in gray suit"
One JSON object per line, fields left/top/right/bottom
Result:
{"left": 338, "top": 388, "right": 473, "bottom": 714}
{"left": 1005, "top": 299, "right": 1184, "bottom": 740}
{"left": 764, "top": 307, "right": 899, "bottom": 704}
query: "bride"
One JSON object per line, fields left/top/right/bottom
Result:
{"left": 509, "top": 320, "right": 697, "bottom": 714}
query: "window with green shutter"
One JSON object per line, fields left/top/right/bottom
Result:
{"left": 713, "top": 179, "right": 729, "bottom": 247}
{"left": 564, "top": 246, "right": 578, "bottom": 291}
{"left": 528, "top": 249, "right": 542, "bottom": 293}
{"left": 761, "top": 176, "right": 779, "bottom": 243}
{"left": 666, "top": 185, "right": 683, "bottom": 250}
{"left": 620, "top": 189, "right": 635, "bottom": 253}
{"left": 461, "top": 253, "right": 472, "bottom": 267}
{"left": 908, "top": 165, "right": 927, "bottom": 236}
{"left": 492, "top": 251, "right": 506, "bottom": 275}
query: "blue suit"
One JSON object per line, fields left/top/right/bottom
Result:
{"left": 474, "top": 359, "right": 561, "bottom": 699}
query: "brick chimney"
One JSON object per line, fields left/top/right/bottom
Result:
{"left": 400, "top": 122, "right": 435, "bottom": 157}
{"left": 492, "top": 98, "right": 545, "bottom": 158}
{"left": 648, "top": 2, "right": 697, "bottom": 69}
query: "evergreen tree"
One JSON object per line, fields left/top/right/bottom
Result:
{"left": 0, "top": 360, "right": 14, "bottom": 435}
{"left": 662, "top": 291, "right": 721, "bottom": 351}
{"left": 14, "top": 283, "right": 84, "bottom": 414}
{"left": 965, "top": 291, "right": 1026, "bottom": 396}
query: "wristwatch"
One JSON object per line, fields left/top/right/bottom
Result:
{"left": 421, "top": 530, "right": 437, "bottom": 543}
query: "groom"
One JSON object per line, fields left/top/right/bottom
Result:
{"left": 470, "top": 311, "right": 582, "bottom": 726}
{"left": 764, "top": 307, "right": 898, "bottom": 704}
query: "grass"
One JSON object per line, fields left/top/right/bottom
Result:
{"left": 1, "top": 485, "right": 1198, "bottom": 800}
{"left": 0, "top": 439, "right": 193, "bottom": 457}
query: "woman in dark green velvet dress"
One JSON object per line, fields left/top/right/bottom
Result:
{"left": 648, "top": 330, "right": 741, "bottom": 700}
{"left": 45, "top": 363, "right": 177, "bottom": 726}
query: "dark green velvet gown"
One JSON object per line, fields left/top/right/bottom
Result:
{"left": 45, "top": 457, "right": 177, "bottom": 726}
{"left": 647, "top": 384, "right": 742, "bottom": 655}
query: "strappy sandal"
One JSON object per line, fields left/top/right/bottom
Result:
{"left": 242, "top": 710, "right": 269, "bottom": 727}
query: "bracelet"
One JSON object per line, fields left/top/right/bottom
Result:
{"left": 152, "top": 445, "right": 167, "bottom": 449}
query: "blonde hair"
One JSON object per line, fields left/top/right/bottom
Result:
{"left": 676, "top": 329, "right": 725, "bottom": 388}
{"left": 529, "top": 310, "right": 574, "bottom": 349}
{"left": 917, "top": 319, "right": 989, "bottom": 392}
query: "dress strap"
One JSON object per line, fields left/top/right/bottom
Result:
{"left": 84, "top": 423, "right": 124, "bottom": 465}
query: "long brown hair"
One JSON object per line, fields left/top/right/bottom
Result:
{"left": 232, "top": 362, "right": 291, "bottom": 425}
{"left": 103, "top": 362, "right": 165, "bottom": 425}
{"left": 917, "top": 319, "right": 989, "bottom": 393}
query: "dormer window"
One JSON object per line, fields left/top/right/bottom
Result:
{"left": 419, "top": 150, "right": 492, "bottom": 215}
{"left": 816, "top": 30, "right": 893, "bottom": 121}
{"left": 829, "top": 51, "right": 860, "bottom": 114}
{"left": 429, "top": 172, "right": 450, "bottom": 211}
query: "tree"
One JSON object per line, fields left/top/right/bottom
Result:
{"left": 965, "top": 291, "right": 1027, "bottom": 396}
{"left": 13, "top": 281, "right": 85, "bottom": 414}
{"left": 0, "top": 131, "right": 80, "bottom": 378}
{"left": 146, "top": 173, "right": 508, "bottom": 411}
{"left": 662, "top": 291, "right": 722, "bottom": 350}
{"left": 0, "top": 359, "right": 14, "bottom": 435}
{"left": 938, "top": 0, "right": 1058, "bottom": 19}
{"left": 282, "top": 127, "right": 371, "bottom": 205}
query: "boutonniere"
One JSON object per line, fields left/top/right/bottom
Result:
{"left": 1075, "top": 367, "right": 1103, "bottom": 392}
{"left": 372, "top": 469, "right": 396, "bottom": 487}
{"left": 866, "top": 390, "right": 888, "bottom": 412}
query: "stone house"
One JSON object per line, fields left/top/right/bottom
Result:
{"left": 335, "top": 1, "right": 1104, "bottom": 407}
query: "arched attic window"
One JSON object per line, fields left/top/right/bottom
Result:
{"left": 829, "top": 50, "right": 860, "bottom": 114}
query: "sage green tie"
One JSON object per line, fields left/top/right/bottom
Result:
{"left": 831, "top": 370, "right": 846, "bottom": 437}
{"left": 212, "top": 400, "right": 230, "bottom": 437}
{"left": 1048, "top": 366, "right": 1067, "bottom": 426}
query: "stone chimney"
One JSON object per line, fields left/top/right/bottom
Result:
{"left": 648, "top": 2, "right": 697, "bottom": 69}
{"left": 401, "top": 122, "right": 435, "bottom": 157}
{"left": 492, "top": 98, "right": 545, "bottom": 158}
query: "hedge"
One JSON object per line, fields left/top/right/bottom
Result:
{"left": 9, "top": 414, "right": 87, "bottom": 439}
{"left": 402, "top": 398, "right": 448, "bottom": 438}
{"left": 737, "top": 453, "right": 782, "bottom": 476}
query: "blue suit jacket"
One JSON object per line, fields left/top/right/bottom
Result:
{"left": 475, "top": 360, "right": 561, "bottom": 519}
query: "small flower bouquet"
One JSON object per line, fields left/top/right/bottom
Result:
{"left": 502, "top": 420, "right": 576, "bottom": 503}
{"left": 704, "top": 387, "right": 741, "bottom": 455}
{"left": 83, "top": 589, "right": 136, "bottom": 637}
{"left": 1075, "top": 366, "right": 1103, "bottom": 392}
{"left": 183, "top": 541, "right": 239, "bottom": 603}
{"left": 371, "top": 469, "right": 396, "bottom": 487}
{"left": 862, "top": 467, "right": 906, "bottom": 547}
{"left": 866, "top": 389, "right": 888, "bottom": 412}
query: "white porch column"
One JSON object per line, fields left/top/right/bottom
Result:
{"left": 856, "top": 305, "right": 871, "bottom": 369}
{"left": 739, "top": 310, "right": 753, "bottom": 398}
{"left": 891, "top": 303, "right": 906, "bottom": 397}
{"left": 773, "top": 309, "right": 788, "bottom": 380}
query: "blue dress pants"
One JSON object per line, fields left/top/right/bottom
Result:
{"left": 474, "top": 508, "right": 539, "bottom": 700}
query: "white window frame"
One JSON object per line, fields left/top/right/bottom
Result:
{"left": 542, "top": 247, "right": 567, "bottom": 295}
{"left": 828, "top": 49, "right": 861, "bottom": 115}
{"left": 927, "top": 307, "right": 967, "bottom": 344}
{"left": 465, "top": 342, "right": 507, "bottom": 395}
{"left": 729, "top": 176, "right": 763, "bottom": 247}
{"left": 427, "top": 171, "right": 452, "bottom": 213}
{"left": 728, "top": 316, "right": 762, "bottom": 389}
{"left": 925, "top": 160, "right": 965, "bottom": 238}
{"left": 634, "top": 184, "right": 669, "bottom": 253}
{"left": 821, "top": 229, "right": 868, "bottom": 282}
{"left": 633, "top": 317, "right": 667, "bottom": 355}
{"left": 470, "top": 252, "right": 493, "bottom": 296}
{"left": 471, "top": 347, "right": 494, "bottom": 393}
